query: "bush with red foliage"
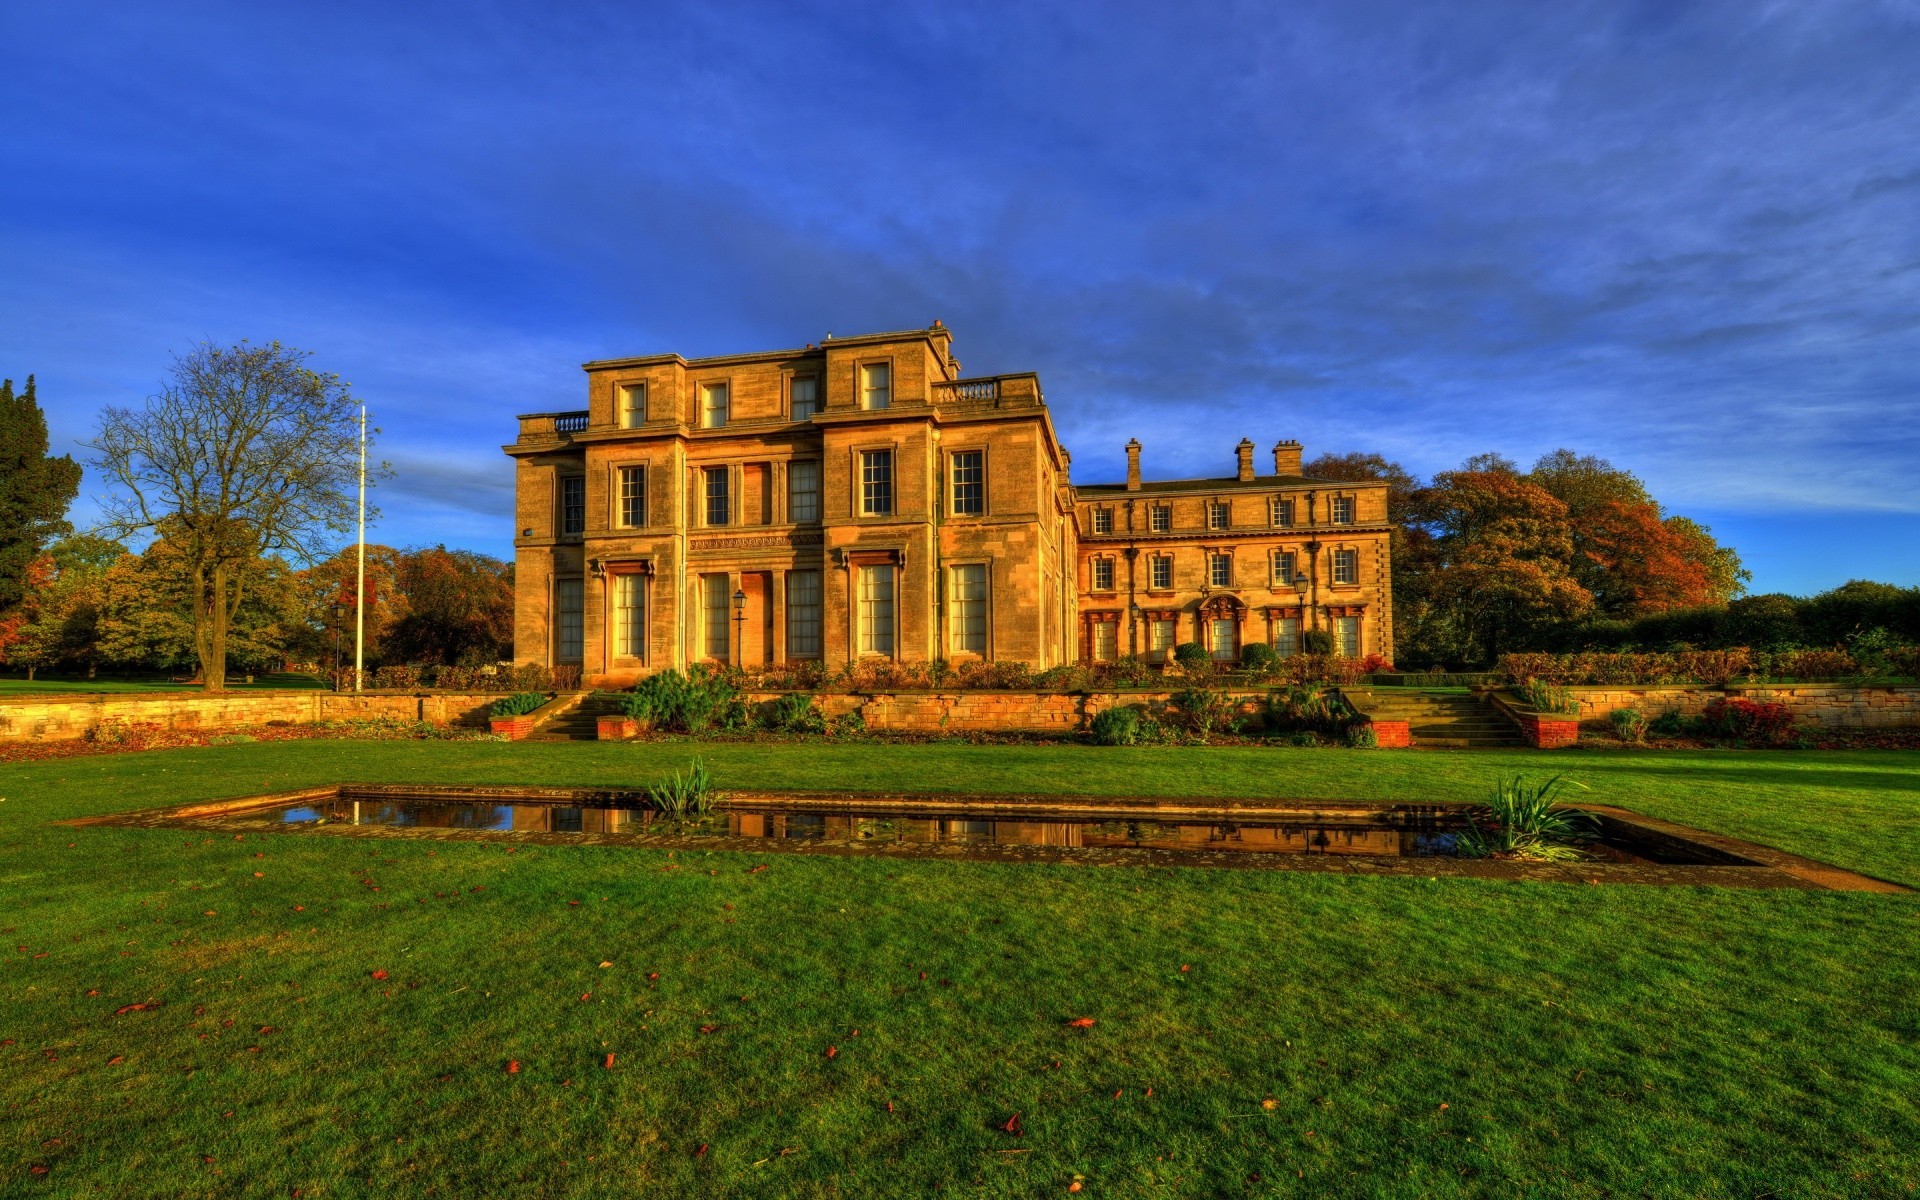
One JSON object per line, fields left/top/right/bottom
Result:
{"left": 1699, "top": 697, "right": 1796, "bottom": 743}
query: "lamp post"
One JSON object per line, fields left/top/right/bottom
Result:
{"left": 731, "top": 588, "right": 747, "bottom": 667}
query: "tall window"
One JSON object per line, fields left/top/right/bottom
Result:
{"left": 613, "top": 573, "right": 644, "bottom": 658}
{"left": 1091, "top": 621, "right": 1117, "bottom": 662}
{"left": 700, "top": 382, "right": 729, "bottom": 429}
{"left": 1150, "top": 618, "right": 1175, "bottom": 654}
{"left": 1207, "top": 501, "right": 1229, "bottom": 530}
{"left": 704, "top": 467, "right": 729, "bottom": 526}
{"left": 1151, "top": 505, "right": 1171, "bottom": 533}
{"left": 1331, "top": 495, "right": 1355, "bottom": 524}
{"left": 950, "top": 450, "right": 984, "bottom": 516}
{"left": 1270, "top": 496, "right": 1294, "bottom": 527}
{"left": 860, "top": 450, "right": 893, "bottom": 516}
{"left": 560, "top": 476, "right": 585, "bottom": 535}
{"left": 1274, "top": 616, "right": 1301, "bottom": 658}
{"left": 790, "top": 376, "right": 819, "bottom": 420}
{"left": 1150, "top": 555, "right": 1172, "bottom": 590}
{"left": 556, "top": 578, "right": 583, "bottom": 662}
{"left": 1091, "top": 507, "right": 1112, "bottom": 534}
{"left": 1332, "top": 548, "right": 1358, "bottom": 585}
{"left": 618, "top": 383, "right": 646, "bottom": 428}
{"left": 786, "top": 570, "right": 821, "bottom": 658}
{"left": 860, "top": 362, "right": 891, "bottom": 410}
{"left": 1273, "top": 550, "right": 1297, "bottom": 585}
{"left": 618, "top": 466, "right": 645, "bottom": 528}
{"left": 858, "top": 565, "right": 894, "bottom": 655}
{"left": 1209, "top": 553, "right": 1232, "bottom": 588}
{"left": 702, "top": 575, "right": 729, "bottom": 661}
{"left": 1210, "top": 617, "right": 1238, "bottom": 662}
{"left": 1092, "top": 558, "right": 1115, "bottom": 591}
{"left": 950, "top": 563, "right": 988, "bottom": 654}
{"left": 788, "top": 460, "right": 820, "bottom": 522}
{"left": 1335, "top": 615, "right": 1360, "bottom": 657}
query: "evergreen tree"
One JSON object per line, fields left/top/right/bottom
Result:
{"left": 0, "top": 376, "right": 83, "bottom": 611}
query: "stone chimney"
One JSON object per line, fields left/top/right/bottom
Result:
{"left": 1236, "top": 438, "right": 1256, "bottom": 481}
{"left": 1273, "top": 439, "right": 1303, "bottom": 476}
{"left": 1125, "top": 439, "right": 1142, "bottom": 491}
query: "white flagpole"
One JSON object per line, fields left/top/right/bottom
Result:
{"left": 354, "top": 403, "right": 367, "bottom": 692}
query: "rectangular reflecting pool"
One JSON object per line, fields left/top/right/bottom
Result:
{"left": 80, "top": 784, "right": 1908, "bottom": 891}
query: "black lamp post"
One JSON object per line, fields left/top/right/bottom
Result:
{"left": 731, "top": 588, "right": 747, "bottom": 666}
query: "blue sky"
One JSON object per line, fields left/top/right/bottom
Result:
{"left": 3, "top": 0, "right": 1917, "bottom": 594}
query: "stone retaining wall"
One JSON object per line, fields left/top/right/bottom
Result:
{"left": 1565, "top": 684, "right": 1920, "bottom": 730}
{"left": 743, "top": 691, "right": 1268, "bottom": 735}
{"left": 0, "top": 691, "right": 501, "bottom": 744}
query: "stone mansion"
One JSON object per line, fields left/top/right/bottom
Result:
{"left": 507, "top": 324, "right": 1393, "bottom": 686}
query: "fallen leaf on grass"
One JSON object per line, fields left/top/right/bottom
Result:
{"left": 115, "top": 1002, "right": 158, "bottom": 1015}
{"left": 604, "top": 1053, "right": 615, "bottom": 1069}
{"left": 695, "top": 1144, "right": 708, "bottom": 1158}
{"left": 1261, "top": 1099, "right": 1278, "bottom": 1110}
{"left": 599, "top": 961, "right": 613, "bottom": 969}
{"left": 825, "top": 1046, "right": 837, "bottom": 1059}
{"left": 1000, "top": 1113, "right": 1024, "bottom": 1137}
{"left": 580, "top": 993, "right": 592, "bottom": 1002}
{"left": 506, "top": 1060, "right": 520, "bottom": 1074}
{"left": 1066, "top": 1017, "right": 1095, "bottom": 1028}
{"left": 107, "top": 1055, "right": 125, "bottom": 1065}
{"left": 370, "top": 970, "right": 388, "bottom": 981}
{"left": 698, "top": 1025, "right": 720, "bottom": 1035}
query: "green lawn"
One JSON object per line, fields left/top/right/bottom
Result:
{"left": 3, "top": 740, "right": 1917, "bottom": 1197}
{"left": 0, "top": 672, "right": 329, "bottom": 695}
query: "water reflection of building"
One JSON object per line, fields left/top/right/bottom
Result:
{"left": 722, "top": 812, "right": 1418, "bottom": 856}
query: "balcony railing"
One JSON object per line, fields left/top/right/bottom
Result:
{"left": 949, "top": 379, "right": 999, "bottom": 402}
{"left": 554, "top": 412, "right": 590, "bottom": 433}
{"left": 933, "top": 374, "right": 1042, "bottom": 408}
{"left": 516, "top": 410, "right": 591, "bottom": 440}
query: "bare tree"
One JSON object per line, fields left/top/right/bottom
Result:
{"left": 87, "top": 342, "right": 375, "bottom": 691}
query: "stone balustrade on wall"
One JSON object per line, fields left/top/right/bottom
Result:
{"left": 0, "top": 691, "right": 502, "bottom": 744}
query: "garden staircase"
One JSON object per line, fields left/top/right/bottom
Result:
{"left": 1366, "top": 690, "right": 1523, "bottom": 748}
{"left": 526, "top": 692, "right": 619, "bottom": 742}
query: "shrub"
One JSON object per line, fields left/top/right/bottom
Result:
{"left": 1173, "top": 642, "right": 1213, "bottom": 676}
{"left": 1239, "top": 643, "right": 1280, "bottom": 676}
{"left": 1649, "top": 706, "right": 1687, "bottom": 737}
{"left": 1284, "top": 730, "right": 1322, "bottom": 747}
{"left": 760, "top": 692, "right": 825, "bottom": 734}
{"left": 1034, "top": 664, "right": 1093, "bottom": 692}
{"left": 1090, "top": 656, "right": 1157, "bottom": 688}
{"left": 372, "top": 664, "right": 421, "bottom": 690}
{"left": 1699, "top": 697, "right": 1795, "bottom": 744}
{"left": 1888, "top": 646, "right": 1920, "bottom": 679}
{"left": 551, "top": 664, "right": 583, "bottom": 690}
{"left": 1519, "top": 679, "right": 1577, "bottom": 714}
{"left": 1344, "top": 723, "right": 1379, "bottom": 749}
{"left": 1171, "top": 687, "right": 1238, "bottom": 741}
{"left": 1301, "top": 629, "right": 1335, "bottom": 656}
{"left": 629, "top": 666, "right": 745, "bottom": 734}
{"left": 489, "top": 691, "right": 546, "bottom": 718}
{"left": 1453, "top": 775, "right": 1597, "bottom": 861}
{"left": 1609, "top": 707, "right": 1648, "bottom": 743}
{"left": 1767, "top": 649, "right": 1859, "bottom": 681}
{"left": 647, "top": 758, "right": 722, "bottom": 817}
{"left": 1090, "top": 704, "right": 1143, "bottom": 746}
{"left": 1357, "top": 653, "right": 1397, "bottom": 674}
{"left": 1263, "top": 686, "right": 1354, "bottom": 737}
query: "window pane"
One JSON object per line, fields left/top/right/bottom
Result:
{"left": 619, "top": 383, "right": 646, "bottom": 428}
{"left": 701, "top": 383, "right": 728, "bottom": 429}
{"left": 1092, "top": 621, "right": 1116, "bottom": 662}
{"left": 791, "top": 377, "right": 818, "bottom": 420}
{"left": 1336, "top": 615, "right": 1360, "bottom": 657}
{"left": 861, "top": 363, "right": 891, "bottom": 410}
{"left": 556, "top": 578, "right": 583, "bottom": 662}
{"left": 561, "top": 477, "right": 585, "bottom": 535}
{"left": 1273, "top": 551, "right": 1295, "bottom": 585}
{"left": 786, "top": 570, "right": 821, "bottom": 658}
{"left": 1275, "top": 617, "right": 1300, "bottom": 658}
{"left": 1150, "top": 556, "right": 1172, "bottom": 589}
{"left": 858, "top": 566, "right": 894, "bottom": 655}
{"left": 1093, "top": 559, "right": 1114, "bottom": 591}
{"left": 613, "top": 573, "right": 644, "bottom": 658}
{"left": 952, "top": 563, "right": 987, "bottom": 654}
{"left": 1150, "top": 618, "right": 1175, "bottom": 652}
{"left": 788, "top": 461, "right": 820, "bottom": 522}
{"left": 1209, "top": 618, "right": 1237, "bottom": 661}
{"left": 1091, "top": 507, "right": 1112, "bottom": 534}
{"left": 1333, "top": 549, "right": 1357, "bottom": 584}
{"left": 1332, "top": 496, "right": 1354, "bottom": 524}
{"left": 861, "top": 450, "right": 893, "bottom": 516}
{"left": 619, "top": 466, "right": 646, "bottom": 527}
{"left": 1208, "top": 502, "right": 1228, "bottom": 530}
{"left": 951, "top": 450, "right": 984, "bottom": 516}
{"left": 1271, "top": 497, "right": 1293, "bottom": 527}
{"left": 1210, "top": 554, "right": 1231, "bottom": 587}
{"left": 1151, "top": 506, "right": 1171, "bottom": 533}
{"left": 703, "top": 575, "right": 729, "bottom": 661}
{"left": 705, "top": 467, "right": 729, "bottom": 526}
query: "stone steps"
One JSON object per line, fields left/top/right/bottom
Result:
{"left": 1364, "top": 690, "right": 1524, "bottom": 748}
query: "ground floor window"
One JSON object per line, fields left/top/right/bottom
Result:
{"left": 1209, "top": 617, "right": 1238, "bottom": 661}
{"left": 1150, "top": 618, "right": 1176, "bottom": 655}
{"left": 950, "top": 563, "right": 988, "bottom": 654}
{"left": 1091, "top": 620, "right": 1117, "bottom": 662}
{"left": 613, "top": 574, "right": 644, "bottom": 658}
{"left": 786, "top": 570, "right": 822, "bottom": 658}
{"left": 1335, "top": 615, "right": 1360, "bottom": 657}
{"left": 1273, "top": 616, "right": 1301, "bottom": 658}
{"left": 702, "top": 574, "right": 729, "bottom": 661}
{"left": 858, "top": 565, "right": 895, "bottom": 656}
{"left": 556, "top": 578, "right": 583, "bottom": 663}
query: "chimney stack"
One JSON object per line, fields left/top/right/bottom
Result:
{"left": 1124, "top": 439, "right": 1142, "bottom": 491}
{"left": 1236, "top": 438, "right": 1256, "bottom": 482}
{"left": 1273, "top": 439, "right": 1303, "bottom": 476}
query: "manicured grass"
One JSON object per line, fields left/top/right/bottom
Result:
{"left": 0, "top": 672, "right": 328, "bottom": 695}
{"left": 3, "top": 740, "right": 1917, "bottom": 1197}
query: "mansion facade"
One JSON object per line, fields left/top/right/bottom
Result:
{"left": 507, "top": 324, "right": 1392, "bottom": 686}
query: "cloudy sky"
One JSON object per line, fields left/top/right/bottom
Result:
{"left": 3, "top": 0, "right": 1917, "bottom": 593}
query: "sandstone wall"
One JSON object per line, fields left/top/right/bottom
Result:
{"left": 1565, "top": 684, "right": 1920, "bottom": 730}
{"left": 0, "top": 691, "right": 501, "bottom": 744}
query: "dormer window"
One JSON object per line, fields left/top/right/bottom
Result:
{"left": 1091, "top": 507, "right": 1112, "bottom": 534}
{"left": 618, "top": 383, "right": 647, "bottom": 428}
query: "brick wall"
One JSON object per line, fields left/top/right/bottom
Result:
{"left": 0, "top": 692, "right": 502, "bottom": 744}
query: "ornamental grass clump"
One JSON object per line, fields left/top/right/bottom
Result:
{"left": 1171, "top": 688, "right": 1238, "bottom": 741}
{"left": 488, "top": 692, "right": 546, "bottom": 718}
{"left": 1262, "top": 686, "right": 1356, "bottom": 738}
{"left": 1519, "top": 679, "right": 1578, "bottom": 714}
{"left": 1090, "top": 704, "right": 1143, "bottom": 746}
{"left": 1610, "top": 707, "right": 1649, "bottom": 743}
{"left": 760, "top": 692, "right": 826, "bottom": 734}
{"left": 1453, "top": 775, "right": 1597, "bottom": 862}
{"left": 647, "top": 757, "right": 723, "bottom": 817}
